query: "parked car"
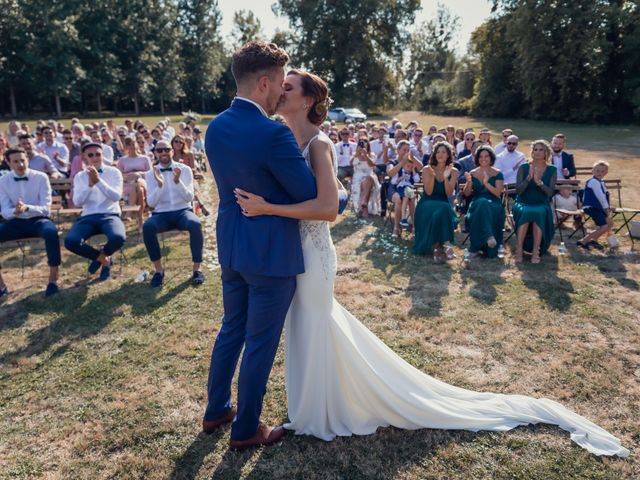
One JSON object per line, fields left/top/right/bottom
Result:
{"left": 328, "top": 107, "right": 367, "bottom": 123}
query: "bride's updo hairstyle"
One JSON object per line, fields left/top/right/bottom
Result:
{"left": 288, "top": 69, "right": 333, "bottom": 126}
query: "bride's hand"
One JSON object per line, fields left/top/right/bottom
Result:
{"left": 234, "top": 188, "right": 270, "bottom": 217}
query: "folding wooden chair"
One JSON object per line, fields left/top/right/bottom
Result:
{"left": 606, "top": 179, "right": 640, "bottom": 247}
{"left": 553, "top": 180, "right": 585, "bottom": 243}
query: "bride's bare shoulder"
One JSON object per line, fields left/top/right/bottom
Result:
{"left": 309, "top": 134, "right": 335, "bottom": 158}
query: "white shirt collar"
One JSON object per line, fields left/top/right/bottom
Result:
{"left": 235, "top": 96, "right": 268, "bottom": 117}
{"left": 11, "top": 169, "right": 30, "bottom": 179}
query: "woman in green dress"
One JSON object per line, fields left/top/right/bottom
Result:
{"left": 462, "top": 145, "right": 505, "bottom": 258}
{"left": 512, "top": 140, "right": 557, "bottom": 264}
{"left": 413, "top": 141, "right": 459, "bottom": 262}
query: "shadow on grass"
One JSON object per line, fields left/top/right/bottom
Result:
{"left": 169, "top": 430, "right": 226, "bottom": 480}
{"left": 518, "top": 255, "right": 574, "bottom": 311}
{"left": 204, "top": 427, "right": 484, "bottom": 479}
{"left": 459, "top": 261, "right": 508, "bottom": 305}
{"left": 0, "top": 279, "right": 191, "bottom": 364}
{"left": 568, "top": 250, "right": 639, "bottom": 291}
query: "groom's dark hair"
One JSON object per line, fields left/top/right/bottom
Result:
{"left": 232, "top": 40, "right": 289, "bottom": 87}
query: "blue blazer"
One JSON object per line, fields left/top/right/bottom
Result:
{"left": 206, "top": 98, "right": 317, "bottom": 277}
{"left": 560, "top": 151, "right": 576, "bottom": 178}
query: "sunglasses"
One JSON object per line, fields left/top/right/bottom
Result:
{"left": 507, "top": 142, "right": 518, "bottom": 145}
{"left": 86, "top": 152, "right": 102, "bottom": 157}
{"left": 172, "top": 140, "right": 183, "bottom": 144}
{"left": 63, "top": 137, "right": 73, "bottom": 141}
{"left": 155, "top": 147, "right": 171, "bottom": 153}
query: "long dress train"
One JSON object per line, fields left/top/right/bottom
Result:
{"left": 283, "top": 132, "right": 628, "bottom": 458}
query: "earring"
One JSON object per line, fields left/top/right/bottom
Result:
{"left": 303, "top": 104, "right": 308, "bottom": 109}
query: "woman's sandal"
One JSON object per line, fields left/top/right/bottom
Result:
{"left": 444, "top": 245, "right": 456, "bottom": 260}
{"left": 531, "top": 248, "right": 541, "bottom": 264}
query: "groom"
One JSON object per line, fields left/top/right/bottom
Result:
{"left": 203, "top": 41, "right": 317, "bottom": 449}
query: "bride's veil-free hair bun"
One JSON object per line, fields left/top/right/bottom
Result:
{"left": 287, "top": 69, "right": 332, "bottom": 126}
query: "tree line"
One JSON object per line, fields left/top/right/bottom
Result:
{"left": 1, "top": 0, "right": 638, "bottom": 123}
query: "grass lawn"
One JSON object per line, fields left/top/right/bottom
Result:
{"left": 1, "top": 114, "right": 639, "bottom": 479}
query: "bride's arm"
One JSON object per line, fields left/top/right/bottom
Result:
{"left": 235, "top": 139, "right": 339, "bottom": 221}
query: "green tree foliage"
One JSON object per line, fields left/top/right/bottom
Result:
{"left": 177, "top": 0, "right": 225, "bottom": 113}
{"left": 274, "top": 0, "right": 421, "bottom": 111}
{"left": 471, "top": 0, "right": 639, "bottom": 122}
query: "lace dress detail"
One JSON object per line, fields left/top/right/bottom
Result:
{"left": 299, "top": 133, "right": 337, "bottom": 281}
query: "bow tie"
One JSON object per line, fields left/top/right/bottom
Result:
{"left": 14, "top": 177, "right": 28, "bottom": 182}
{"left": 97, "top": 169, "right": 103, "bottom": 173}
{"left": 160, "top": 167, "right": 173, "bottom": 172}
{"left": 343, "top": 143, "right": 350, "bottom": 147}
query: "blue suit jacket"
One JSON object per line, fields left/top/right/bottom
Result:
{"left": 206, "top": 98, "right": 317, "bottom": 277}
{"left": 561, "top": 152, "right": 576, "bottom": 178}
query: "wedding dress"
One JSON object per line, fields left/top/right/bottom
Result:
{"left": 282, "top": 132, "right": 628, "bottom": 457}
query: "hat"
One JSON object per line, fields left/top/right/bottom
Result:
{"left": 193, "top": 127, "right": 201, "bottom": 133}
{"left": 81, "top": 142, "right": 103, "bottom": 152}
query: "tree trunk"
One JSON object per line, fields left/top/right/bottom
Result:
{"left": 133, "top": 94, "right": 140, "bottom": 115}
{"left": 54, "top": 91, "right": 62, "bottom": 117}
{"left": 114, "top": 96, "right": 119, "bottom": 115}
{"left": 160, "top": 94, "right": 165, "bottom": 114}
{"left": 9, "top": 85, "right": 17, "bottom": 117}
{"left": 97, "top": 93, "right": 102, "bottom": 115}
{"left": 200, "top": 92, "right": 206, "bottom": 113}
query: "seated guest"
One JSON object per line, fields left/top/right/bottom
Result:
{"left": 410, "top": 128, "right": 426, "bottom": 161}
{"left": 37, "top": 126, "right": 69, "bottom": 176}
{"left": 101, "top": 128, "right": 121, "bottom": 161}
{"left": 143, "top": 140, "right": 204, "bottom": 287}
{"left": 336, "top": 129, "right": 356, "bottom": 182}
{"left": 117, "top": 137, "right": 152, "bottom": 231}
{"left": 479, "top": 128, "right": 492, "bottom": 146}
{"left": 413, "top": 141, "right": 459, "bottom": 261}
{"left": 89, "top": 130, "right": 114, "bottom": 165}
{"left": 513, "top": 140, "right": 557, "bottom": 263}
{"left": 0, "top": 148, "right": 61, "bottom": 297}
{"left": 19, "top": 134, "right": 60, "bottom": 178}
{"left": 553, "top": 187, "right": 581, "bottom": 230}
{"left": 455, "top": 140, "right": 486, "bottom": 219}
{"left": 62, "top": 129, "right": 81, "bottom": 166}
{"left": 192, "top": 127, "right": 205, "bottom": 153}
{"left": 64, "top": 143, "right": 125, "bottom": 281}
{"left": 577, "top": 161, "right": 613, "bottom": 251}
{"left": 550, "top": 133, "right": 576, "bottom": 179}
{"left": 173, "top": 134, "right": 195, "bottom": 170}
{"left": 494, "top": 129, "right": 513, "bottom": 155}
{"left": 5, "top": 120, "right": 22, "bottom": 147}
{"left": 494, "top": 135, "right": 526, "bottom": 185}
{"left": 462, "top": 146, "right": 505, "bottom": 258}
{"left": 350, "top": 138, "right": 380, "bottom": 218}
{"left": 387, "top": 140, "right": 421, "bottom": 236}
{"left": 457, "top": 131, "right": 476, "bottom": 160}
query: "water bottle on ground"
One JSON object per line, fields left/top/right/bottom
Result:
{"left": 558, "top": 242, "right": 567, "bottom": 256}
{"left": 134, "top": 270, "right": 149, "bottom": 283}
{"left": 497, "top": 245, "right": 505, "bottom": 259}
{"left": 463, "top": 248, "right": 471, "bottom": 265}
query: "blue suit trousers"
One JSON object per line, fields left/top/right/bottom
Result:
{"left": 204, "top": 267, "right": 296, "bottom": 440}
{"left": 0, "top": 217, "right": 61, "bottom": 266}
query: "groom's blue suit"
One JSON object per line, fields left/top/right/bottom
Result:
{"left": 204, "top": 98, "right": 317, "bottom": 440}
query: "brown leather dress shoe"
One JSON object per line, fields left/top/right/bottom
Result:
{"left": 229, "top": 422, "right": 286, "bottom": 451}
{"left": 202, "top": 406, "right": 237, "bottom": 434}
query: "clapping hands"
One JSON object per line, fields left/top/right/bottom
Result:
{"left": 87, "top": 166, "right": 100, "bottom": 186}
{"left": 173, "top": 167, "right": 181, "bottom": 184}
{"left": 14, "top": 199, "right": 27, "bottom": 216}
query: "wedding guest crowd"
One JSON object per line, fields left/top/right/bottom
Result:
{"left": 0, "top": 117, "right": 208, "bottom": 299}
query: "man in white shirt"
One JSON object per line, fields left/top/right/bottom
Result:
{"left": 0, "top": 148, "right": 61, "bottom": 297}
{"left": 370, "top": 127, "right": 389, "bottom": 170}
{"left": 37, "top": 126, "right": 69, "bottom": 175}
{"left": 142, "top": 140, "right": 204, "bottom": 287}
{"left": 19, "top": 134, "right": 60, "bottom": 178}
{"left": 494, "top": 129, "right": 513, "bottom": 155}
{"left": 64, "top": 143, "right": 125, "bottom": 281}
{"left": 495, "top": 135, "right": 526, "bottom": 185}
{"left": 336, "top": 129, "right": 356, "bottom": 182}
{"left": 409, "top": 128, "right": 427, "bottom": 164}
{"left": 90, "top": 130, "right": 114, "bottom": 165}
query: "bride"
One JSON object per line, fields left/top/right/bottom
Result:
{"left": 233, "top": 70, "right": 628, "bottom": 457}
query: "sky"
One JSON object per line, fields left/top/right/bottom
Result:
{"left": 218, "top": 0, "right": 494, "bottom": 54}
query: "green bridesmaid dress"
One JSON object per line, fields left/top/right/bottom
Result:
{"left": 413, "top": 176, "right": 459, "bottom": 255}
{"left": 465, "top": 172, "right": 505, "bottom": 257}
{"left": 512, "top": 163, "right": 556, "bottom": 255}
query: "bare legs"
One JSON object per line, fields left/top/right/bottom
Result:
{"left": 516, "top": 222, "right": 543, "bottom": 263}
